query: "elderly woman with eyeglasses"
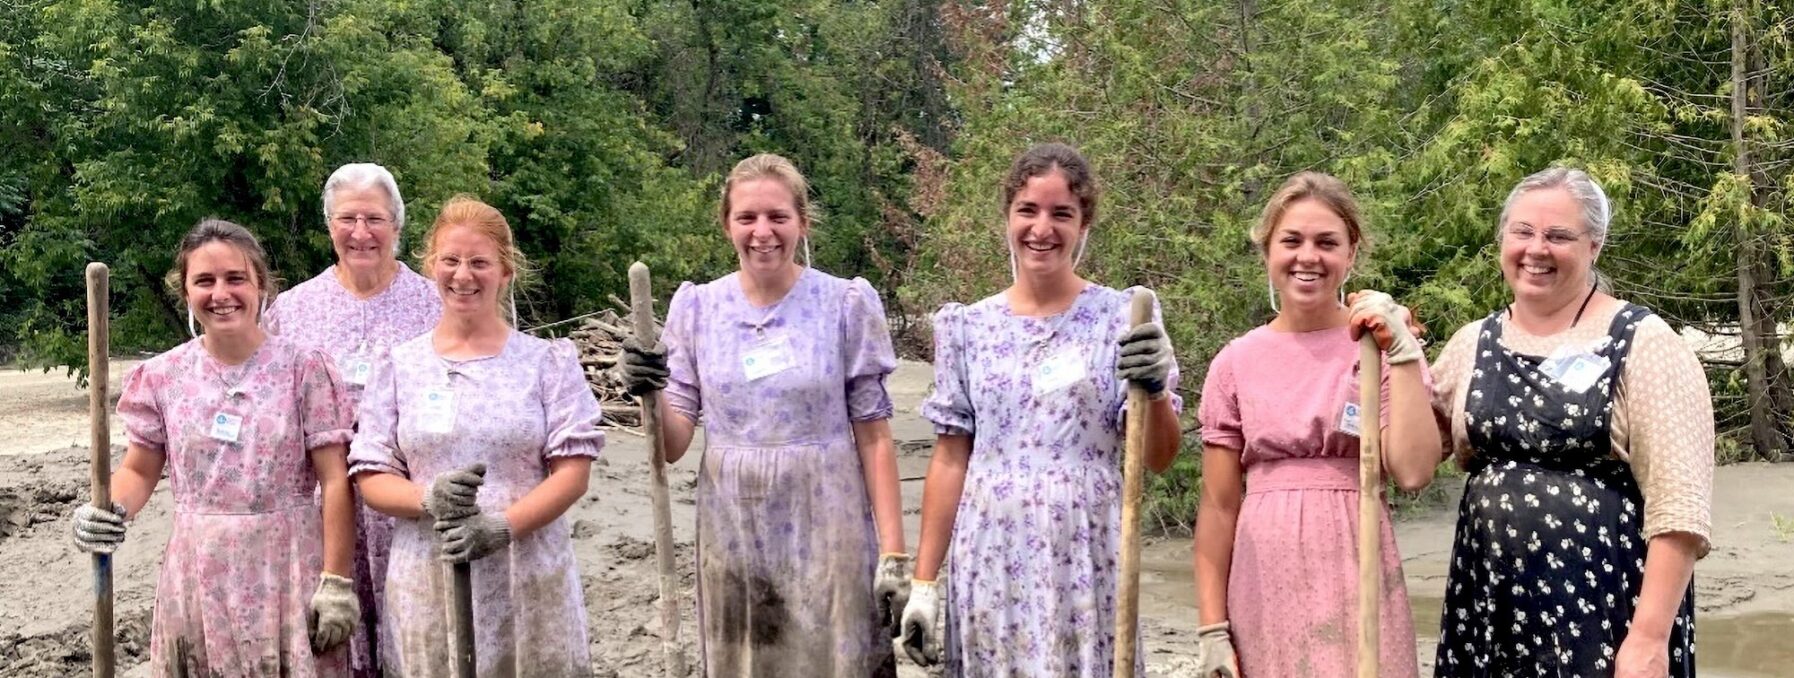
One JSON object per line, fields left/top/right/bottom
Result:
{"left": 1429, "top": 168, "right": 1712, "bottom": 677}
{"left": 265, "top": 162, "right": 442, "bottom": 677}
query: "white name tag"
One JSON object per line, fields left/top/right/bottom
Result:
{"left": 418, "top": 388, "right": 456, "bottom": 434}
{"left": 343, "top": 358, "right": 373, "bottom": 387}
{"left": 741, "top": 337, "right": 795, "bottom": 382}
{"left": 1338, "top": 401, "right": 1363, "bottom": 437}
{"left": 1540, "top": 343, "right": 1609, "bottom": 394}
{"left": 1033, "top": 349, "right": 1087, "bottom": 395}
{"left": 209, "top": 411, "right": 244, "bottom": 443}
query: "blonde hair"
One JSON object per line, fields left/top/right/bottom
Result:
{"left": 1251, "top": 172, "right": 1367, "bottom": 254}
{"left": 719, "top": 154, "right": 818, "bottom": 227}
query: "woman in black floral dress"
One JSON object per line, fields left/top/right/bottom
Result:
{"left": 1429, "top": 168, "right": 1713, "bottom": 676}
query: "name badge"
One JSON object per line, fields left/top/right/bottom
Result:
{"left": 209, "top": 411, "right": 244, "bottom": 443}
{"left": 1540, "top": 343, "right": 1610, "bottom": 394}
{"left": 418, "top": 388, "right": 456, "bottom": 434}
{"left": 1338, "top": 401, "right": 1363, "bottom": 437}
{"left": 741, "top": 337, "right": 796, "bottom": 382}
{"left": 1033, "top": 348, "right": 1087, "bottom": 395}
{"left": 343, "top": 358, "right": 373, "bottom": 387}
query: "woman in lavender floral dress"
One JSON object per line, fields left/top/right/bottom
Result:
{"left": 899, "top": 143, "right": 1184, "bottom": 677}
{"left": 619, "top": 154, "right": 908, "bottom": 677}
{"left": 69, "top": 219, "right": 359, "bottom": 676}
{"left": 266, "top": 163, "right": 441, "bottom": 676}
{"left": 349, "top": 196, "right": 604, "bottom": 677}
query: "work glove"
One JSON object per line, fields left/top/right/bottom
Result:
{"left": 1347, "top": 290, "right": 1425, "bottom": 366}
{"left": 422, "top": 464, "right": 485, "bottom": 522}
{"left": 71, "top": 501, "right": 128, "bottom": 554}
{"left": 899, "top": 579, "right": 943, "bottom": 667}
{"left": 619, "top": 338, "right": 669, "bottom": 396}
{"left": 437, "top": 511, "right": 513, "bottom": 563}
{"left": 1194, "top": 621, "right": 1241, "bottom": 678}
{"left": 308, "top": 573, "right": 359, "bottom": 653}
{"left": 1116, "top": 321, "right": 1174, "bottom": 398}
{"left": 873, "top": 553, "right": 912, "bottom": 634}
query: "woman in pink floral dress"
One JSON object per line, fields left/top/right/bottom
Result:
{"left": 69, "top": 219, "right": 359, "bottom": 676}
{"left": 349, "top": 196, "right": 604, "bottom": 677}
{"left": 265, "top": 163, "right": 441, "bottom": 676}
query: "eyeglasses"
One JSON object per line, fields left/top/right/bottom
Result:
{"left": 1504, "top": 225, "right": 1586, "bottom": 246}
{"left": 332, "top": 214, "right": 393, "bottom": 230}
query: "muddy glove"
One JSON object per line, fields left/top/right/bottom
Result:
{"left": 1194, "top": 621, "right": 1241, "bottom": 677}
{"left": 1116, "top": 322, "right": 1174, "bottom": 398}
{"left": 308, "top": 573, "right": 359, "bottom": 653}
{"left": 71, "top": 501, "right": 127, "bottom": 554}
{"left": 422, "top": 463, "right": 485, "bottom": 521}
{"left": 873, "top": 553, "right": 912, "bottom": 634}
{"left": 619, "top": 338, "right": 669, "bottom": 396}
{"left": 1347, "top": 290, "right": 1424, "bottom": 365}
{"left": 899, "top": 579, "right": 942, "bottom": 667}
{"left": 437, "top": 511, "right": 512, "bottom": 563}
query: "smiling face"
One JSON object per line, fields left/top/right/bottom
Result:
{"left": 184, "top": 241, "right": 264, "bottom": 336}
{"left": 725, "top": 178, "right": 808, "bottom": 277}
{"left": 1265, "top": 198, "right": 1356, "bottom": 312}
{"left": 1005, "top": 169, "right": 1087, "bottom": 278}
{"left": 428, "top": 224, "right": 512, "bottom": 321}
{"left": 327, "top": 184, "right": 398, "bottom": 275}
{"left": 1500, "top": 186, "right": 1600, "bottom": 308}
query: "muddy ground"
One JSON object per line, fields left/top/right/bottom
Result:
{"left": 0, "top": 360, "right": 1790, "bottom": 677}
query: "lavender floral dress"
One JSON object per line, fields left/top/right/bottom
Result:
{"left": 921, "top": 284, "right": 1181, "bottom": 677}
{"left": 117, "top": 336, "right": 354, "bottom": 677}
{"left": 662, "top": 267, "right": 898, "bottom": 677}
{"left": 348, "top": 330, "right": 604, "bottom": 677}
{"left": 266, "top": 263, "right": 440, "bottom": 675}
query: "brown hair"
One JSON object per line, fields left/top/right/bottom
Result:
{"left": 1252, "top": 172, "right": 1367, "bottom": 255}
{"left": 422, "top": 195, "right": 529, "bottom": 280}
{"left": 719, "top": 154, "right": 818, "bottom": 227}
{"left": 1000, "top": 143, "right": 1099, "bottom": 226}
{"left": 164, "top": 218, "right": 278, "bottom": 304}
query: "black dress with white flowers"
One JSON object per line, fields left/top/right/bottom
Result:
{"left": 1435, "top": 305, "right": 1695, "bottom": 676}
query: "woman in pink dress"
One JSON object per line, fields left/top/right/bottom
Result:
{"left": 349, "top": 196, "right": 603, "bottom": 677}
{"left": 69, "top": 218, "right": 358, "bottom": 676}
{"left": 1192, "top": 172, "right": 1442, "bottom": 676}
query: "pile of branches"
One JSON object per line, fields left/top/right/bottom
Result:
{"left": 568, "top": 296, "right": 659, "bottom": 431}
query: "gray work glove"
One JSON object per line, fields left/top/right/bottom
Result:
{"left": 899, "top": 579, "right": 942, "bottom": 667}
{"left": 873, "top": 553, "right": 912, "bottom": 635}
{"left": 619, "top": 338, "right": 669, "bottom": 396}
{"left": 1347, "top": 290, "right": 1424, "bottom": 365}
{"left": 71, "top": 501, "right": 128, "bottom": 554}
{"left": 422, "top": 464, "right": 485, "bottom": 521}
{"left": 1116, "top": 321, "right": 1174, "bottom": 398}
{"left": 437, "top": 511, "right": 512, "bottom": 563}
{"left": 1194, "top": 621, "right": 1241, "bottom": 677}
{"left": 308, "top": 573, "right": 359, "bottom": 653}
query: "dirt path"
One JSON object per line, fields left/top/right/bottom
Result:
{"left": 0, "top": 361, "right": 1788, "bottom": 676}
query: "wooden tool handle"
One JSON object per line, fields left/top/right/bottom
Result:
{"left": 453, "top": 562, "right": 475, "bottom": 677}
{"left": 1112, "top": 289, "right": 1156, "bottom": 678}
{"left": 629, "top": 261, "right": 686, "bottom": 678}
{"left": 1357, "top": 335, "right": 1383, "bottom": 678}
{"left": 86, "top": 262, "right": 114, "bottom": 678}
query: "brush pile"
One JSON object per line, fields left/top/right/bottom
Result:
{"left": 568, "top": 296, "right": 660, "bottom": 431}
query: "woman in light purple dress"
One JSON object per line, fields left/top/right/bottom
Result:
{"left": 266, "top": 162, "right": 441, "bottom": 676}
{"left": 69, "top": 219, "right": 359, "bottom": 676}
{"left": 619, "top": 154, "right": 908, "bottom": 677}
{"left": 899, "top": 143, "right": 1184, "bottom": 677}
{"left": 349, "top": 196, "right": 603, "bottom": 677}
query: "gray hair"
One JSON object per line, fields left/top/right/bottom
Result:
{"left": 1497, "top": 167, "right": 1611, "bottom": 246}
{"left": 321, "top": 163, "right": 406, "bottom": 254}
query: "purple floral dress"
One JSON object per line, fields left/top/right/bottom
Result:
{"left": 662, "top": 267, "right": 899, "bottom": 677}
{"left": 347, "top": 330, "right": 604, "bottom": 677}
{"left": 920, "top": 284, "right": 1181, "bottom": 678}
{"left": 116, "top": 335, "right": 354, "bottom": 677}
{"left": 266, "top": 263, "right": 441, "bottom": 676}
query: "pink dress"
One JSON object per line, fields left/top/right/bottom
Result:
{"left": 265, "top": 263, "right": 441, "bottom": 676}
{"left": 117, "top": 336, "right": 354, "bottom": 677}
{"left": 348, "top": 330, "right": 604, "bottom": 677}
{"left": 1197, "top": 325, "right": 1423, "bottom": 677}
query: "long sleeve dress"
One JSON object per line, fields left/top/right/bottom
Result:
{"left": 265, "top": 263, "right": 441, "bottom": 676}
{"left": 1197, "top": 324, "right": 1425, "bottom": 677}
{"left": 919, "top": 283, "right": 1180, "bottom": 678}
{"left": 117, "top": 335, "right": 354, "bottom": 677}
{"left": 347, "top": 330, "right": 604, "bottom": 677}
{"left": 661, "top": 267, "right": 899, "bottom": 677}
